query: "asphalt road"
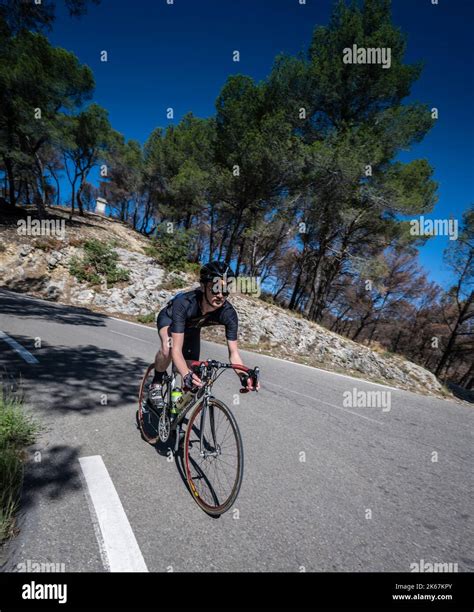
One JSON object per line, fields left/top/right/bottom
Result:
{"left": 0, "top": 288, "right": 472, "bottom": 573}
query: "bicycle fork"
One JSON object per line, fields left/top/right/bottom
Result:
{"left": 199, "top": 395, "right": 220, "bottom": 459}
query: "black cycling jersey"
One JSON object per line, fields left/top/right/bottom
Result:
{"left": 157, "top": 289, "right": 238, "bottom": 341}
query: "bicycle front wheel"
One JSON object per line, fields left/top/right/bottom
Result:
{"left": 184, "top": 398, "right": 244, "bottom": 516}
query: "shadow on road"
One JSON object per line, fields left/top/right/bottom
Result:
{"left": 0, "top": 443, "right": 85, "bottom": 571}
{"left": 0, "top": 289, "right": 108, "bottom": 328}
{"left": 446, "top": 382, "right": 474, "bottom": 404}
{"left": 21, "top": 444, "right": 83, "bottom": 505}
{"left": 0, "top": 332, "right": 148, "bottom": 415}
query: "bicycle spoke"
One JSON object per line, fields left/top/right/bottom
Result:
{"left": 186, "top": 401, "right": 241, "bottom": 511}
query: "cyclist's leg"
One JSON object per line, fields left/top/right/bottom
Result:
{"left": 182, "top": 330, "right": 201, "bottom": 384}
{"left": 153, "top": 309, "right": 173, "bottom": 385}
{"left": 154, "top": 326, "right": 172, "bottom": 374}
{"left": 182, "top": 329, "right": 200, "bottom": 361}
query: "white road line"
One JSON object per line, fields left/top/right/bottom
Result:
{"left": 0, "top": 330, "right": 39, "bottom": 364}
{"left": 266, "top": 380, "right": 385, "bottom": 425}
{"left": 110, "top": 329, "right": 156, "bottom": 344}
{"left": 110, "top": 316, "right": 156, "bottom": 329}
{"left": 79, "top": 456, "right": 148, "bottom": 573}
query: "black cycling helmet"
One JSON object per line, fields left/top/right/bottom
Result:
{"left": 200, "top": 261, "right": 236, "bottom": 284}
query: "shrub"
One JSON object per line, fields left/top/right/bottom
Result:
{"left": 137, "top": 313, "right": 156, "bottom": 324}
{"left": 69, "top": 237, "right": 86, "bottom": 248}
{"left": 0, "top": 393, "right": 38, "bottom": 448}
{"left": 145, "top": 227, "right": 197, "bottom": 272}
{"left": 34, "top": 237, "right": 63, "bottom": 252}
{"left": 184, "top": 262, "right": 201, "bottom": 277}
{"left": 260, "top": 291, "right": 276, "bottom": 305}
{"left": 69, "top": 239, "right": 129, "bottom": 286}
{"left": 161, "top": 275, "right": 187, "bottom": 290}
{"left": 0, "top": 389, "right": 39, "bottom": 543}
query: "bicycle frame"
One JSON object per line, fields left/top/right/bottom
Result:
{"left": 170, "top": 379, "right": 215, "bottom": 456}
{"left": 160, "top": 360, "right": 258, "bottom": 455}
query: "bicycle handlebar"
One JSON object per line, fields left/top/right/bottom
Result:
{"left": 189, "top": 360, "right": 260, "bottom": 391}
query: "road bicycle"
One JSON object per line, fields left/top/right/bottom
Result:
{"left": 137, "top": 359, "right": 260, "bottom": 516}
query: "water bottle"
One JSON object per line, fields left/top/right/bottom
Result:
{"left": 173, "top": 389, "right": 194, "bottom": 414}
{"left": 171, "top": 387, "right": 183, "bottom": 415}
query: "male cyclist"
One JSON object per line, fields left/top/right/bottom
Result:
{"left": 149, "top": 261, "right": 257, "bottom": 406}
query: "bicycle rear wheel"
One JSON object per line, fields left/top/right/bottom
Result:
{"left": 184, "top": 398, "right": 243, "bottom": 516}
{"left": 137, "top": 364, "right": 160, "bottom": 444}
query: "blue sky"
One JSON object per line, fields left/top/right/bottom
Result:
{"left": 49, "top": 0, "right": 473, "bottom": 289}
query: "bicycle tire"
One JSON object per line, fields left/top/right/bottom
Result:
{"left": 137, "top": 363, "right": 159, "bottom": 444}
{"left": 183, "top": 398, "right": 244, "bottom": 516}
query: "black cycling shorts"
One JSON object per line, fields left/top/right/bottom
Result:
{"left": 156, "top": 310, "right": 201, "bottom": 361}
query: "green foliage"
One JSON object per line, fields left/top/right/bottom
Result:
{"left": 69, "top": 256, "right": 100, "bottom": 284}
{"left": 161, "top": 275, "right": 187, "bottom": 291}
{"left": 0, "top": 27, "right": 95, "bottom": 211}
{"left": 145, "top": 228, "right": 197, "bottom": 272}
{"left": 142, "top": 114, "right": 215, "bottom": 225}
{"left": 0, "top": 31, "right": 94, "bottom": 140}
{"left": 0, "top": 388, "right": 39, "bottom": 543}
{"left": 0, "top": 392, "right": 38, "bottom": 447}
{"left": 215, "top": 75, "right": 301, "bottom": 199}
{"left": 104, "top": 134, "right": 145, "bottom": 224}
{"left": 307, "top": 0, "right": 422, "bottom": 126}
{"left": 69, "top": 239, "right": 129, "bottom": 285}
{"left": 59, "top": 103, "right": 113, "bottom": 213}
{"left": 183, "top": 262, "right": 201, "bottom": 277}
{"left": 137, "top": 313, "right": 155, "bottom": 324}
{"left": 380, "top": 159, "right": 438, "bottom": 214}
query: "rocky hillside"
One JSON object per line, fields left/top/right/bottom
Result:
{"left": 0, "top": 209, "right": 447, "bottom": 397}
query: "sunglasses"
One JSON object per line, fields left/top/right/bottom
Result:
{"left": 209, "top": 284, "right": 230, "bottom": 297}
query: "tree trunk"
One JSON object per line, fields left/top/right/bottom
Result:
{"left": 4, "top": 158, "right": 17, "bottom": 208}
{"left": 288, "top": 264, "right": 304, "bottom": 310}
{"left": 76, "top": 176, "right": 85, "bottom": 216}
{"left": 225, "top": 205, "right": 245, "bottom": 264}
{"left": 329, "top": 306, "right": 351, "bottom": 331}
{"left": 70, "top": 179, "right": 76, "bottom": 218}
{"left": 391, "top": 329, "right": 403, "bottom": 353}
{"left": 435, "top": 293, "right": 473, "bottom": 377}
{"left": 184, "top": 211, "right": 192, "bottom": 230}
{"left": 140, "top": 196, "right": 152, "bottom": 233}
{"left": 50, "top": 168, "right": 61, "bottom": 207}
{"left": 217, "top": 223, "right": 229, "bottom": 261}
{"left": 235, "top": 237, "right": 246, "bottom": 276}
{"left": 209, "top": 203, "right": 215, "bottom": 260}
{"left": 459, "top": 362, "right": 474, "bottom": 389}
{"left": 352, "top": 311, "right": 372, "bottom": 341}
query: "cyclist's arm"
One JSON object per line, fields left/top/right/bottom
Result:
{"left": 226, "top": 339, "right": 244, "bottom": 370}
{"left": 170, "top": 332, "right": 189, "bottom": 379}
{"left": 226, "top": 339, "right": 259, "bottom": 390}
